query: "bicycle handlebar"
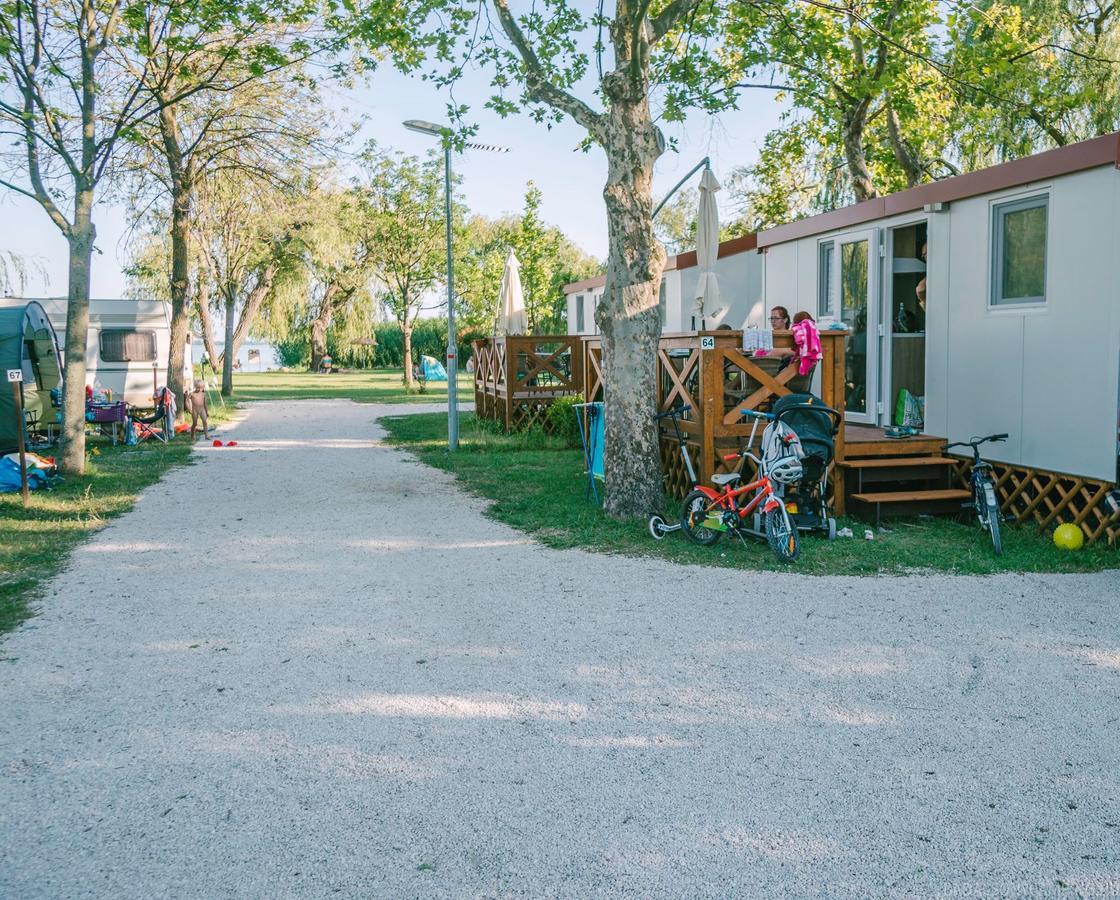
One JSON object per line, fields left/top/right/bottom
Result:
{"left": 944, "top": 433, "right": 1008, "bottom": 450}
{"left": 740, "top": 409, "right": 774, "bottom": 420}
{"left": 652, "top": 403, "right": 691, "bottom": 421}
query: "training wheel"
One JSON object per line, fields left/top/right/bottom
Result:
{"left": 648, "top": 515, "right": 667, "bottom": 540}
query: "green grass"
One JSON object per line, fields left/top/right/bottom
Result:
{"left": 229, "top": 368, "right": 472, "bottom": 404}
{"left": 382, "top": 412, "right": 1119, "bottom": 576}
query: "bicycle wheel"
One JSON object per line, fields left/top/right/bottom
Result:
{"left": 765, "top": 507, "right": 800, "bottom": 563}
{"left": 681, "top": 490, "right": 723, "bottom": 546}
{"left": 983, "top": 483, "right": 1003, "bottom": 556}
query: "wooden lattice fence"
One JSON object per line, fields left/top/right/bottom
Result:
{"left": 472, "top": 335, "right": 584, "bottom": 434}
{"left": 952, "top": 459, "right": 1120, "bottom": 545}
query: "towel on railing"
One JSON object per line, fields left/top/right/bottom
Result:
{"left": 791, "top": 318, "right": 822, "bottom": 376}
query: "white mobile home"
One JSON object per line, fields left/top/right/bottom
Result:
{"left": 565, "top": 234, "right": 765, "bottom": 335}
{"left": 756, "top": 131, "right": 1120, "bottom": 485}
{"left": 0, "top": 298, "right": 191, "bottom": 407}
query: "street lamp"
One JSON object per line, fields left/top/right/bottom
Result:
{"left": 403, "top": 119, "right": 510, "bottom": 451}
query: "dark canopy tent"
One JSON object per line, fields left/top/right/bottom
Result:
{"left": 0, "top": 301, "right": 63, "bottom": 454}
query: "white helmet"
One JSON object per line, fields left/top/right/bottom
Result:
{"left": 769, "top": 455, "right": 804, "bottom": 485}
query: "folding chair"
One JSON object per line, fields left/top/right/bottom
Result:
{"left": 130, "top": 388, "right": 175, "bottom": 444}
{"left": 573, "top": 401, "right": 604, "bottom": 504}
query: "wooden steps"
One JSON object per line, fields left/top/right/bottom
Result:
{"left": 836, "top": 425, "right": 964, "bottom": 522}
{"left": 850, "top": 488, "right": 972, "bottom": 526}
{"left": 842, "top": 456, "right": 958, "bottom": 469}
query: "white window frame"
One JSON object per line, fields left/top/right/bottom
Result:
{"left": 818, "top": 240, "right": 835, "bottom": 317}
{"left": 990, "top": 193, "right": 1049, "bottom": 309}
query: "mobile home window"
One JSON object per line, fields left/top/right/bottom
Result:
{"left": 575, "top": 294, "right": 585, "bottom": 332}
{"left": 818, "top": 241, "right": 835, "bottom": 316}
{"left": 658, "top": 279, "right": 667, "bottom": 325}
{"left": 100, "top": 329, "right": 157, "bottom": 362}
{"left": 991, "top": 195, "right": 1048, "bottom": 306}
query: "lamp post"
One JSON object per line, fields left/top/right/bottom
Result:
{"left": 403, "top": 119, "right": 509, "bottom": 451}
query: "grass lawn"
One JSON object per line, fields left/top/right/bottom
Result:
{"left": 382, "top": 412, "right": 1118, "bottom": 576}
{"left": 229, "top": 368, "right": 473, "bottom": 404}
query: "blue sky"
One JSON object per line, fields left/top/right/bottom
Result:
{"left": 0, "top": 50, "right": 785, "bottom": 299}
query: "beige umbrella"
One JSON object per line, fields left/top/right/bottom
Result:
{"left": 496, "top": 248, "right": 528, "bottom": 335}
{"left": 694, "top": 166, "right": 722, "bottom": 321}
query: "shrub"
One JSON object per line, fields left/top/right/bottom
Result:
{"left": 545, "top": 395, "right": 583, "bottom": 448}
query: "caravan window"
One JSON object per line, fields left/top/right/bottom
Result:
{"left": 991, "top": 195, "right": 1048, "bottom": 306}
{"left": 576, "top": 294, "right": 585, "bottom": 332}
{"left": 100, "top": 329, "right": 157, "bottom": 362}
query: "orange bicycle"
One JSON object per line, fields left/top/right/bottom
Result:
{"left": 680, "top": 410, "right": 803, "bottom": 562}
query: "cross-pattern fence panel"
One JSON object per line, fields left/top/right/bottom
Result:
{"left": 471, "top": 335, "right": 584, "bottom": 434}
{"left": 951, "top": 458, "right": 1120, "bottom": 546}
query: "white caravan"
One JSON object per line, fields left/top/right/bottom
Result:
{"left": 0, "top": 298, "right": 191, "bottom": 407}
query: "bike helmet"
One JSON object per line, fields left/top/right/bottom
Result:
{"left": 769, "top": 455, "right": 804, "bottom": 485}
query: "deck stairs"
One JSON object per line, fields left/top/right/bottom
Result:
{"left": 838, "top": 428, "right": 970, "bottom": 524}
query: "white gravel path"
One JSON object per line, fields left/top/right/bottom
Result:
{"left": 1, "top": 399, "right": 1119, "bottom": 899}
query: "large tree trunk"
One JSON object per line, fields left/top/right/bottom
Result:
{"left": 310, "top": 283, "right": 339, "bottom": 371}
{"left": 597, "top": 91, "right": 666, "bottom": 519}
{"left": 221, "top": 291, "right": 236, "bottom": 397}
{"left": 59, "top": 204, "right": 95, "bottom": 475}
{"left": 160, "top": 103, "right": 191, "bottom": 410}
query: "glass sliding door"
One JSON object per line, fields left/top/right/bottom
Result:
{"left": 832, "top": 230, "right": 879, "bottom": 423}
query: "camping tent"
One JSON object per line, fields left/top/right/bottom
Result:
{"left": 420, "top": 355, "right": 447, "bottom": 381}
{"left": 0, "top": 302, "right": 63, "bottom": 453}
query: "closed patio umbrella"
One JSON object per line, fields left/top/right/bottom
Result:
{"left": 496, "top": 248, "right": 528, "bottom": 335}
{"left": 694, "top": 166, "right": 721, "bottom": 322}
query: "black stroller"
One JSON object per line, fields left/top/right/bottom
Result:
{"left": 769, "top": 393, "right": 842, "bottom": 539}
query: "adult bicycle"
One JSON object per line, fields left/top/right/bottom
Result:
{"left": 944, "top": 433, "right": 1008, "bottom": 555}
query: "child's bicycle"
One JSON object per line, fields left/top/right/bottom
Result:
{"left": 679, "top": 410, "right": 803, "bottom": 563}
{"left": 943, "top": 433, "right": 1008, "bottom": 555}
{"left": 648, "top": 403, "right": 697, "bottom": 540}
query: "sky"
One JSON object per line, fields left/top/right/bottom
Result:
{"left": 0, "top": 34, "right": 787, "bottom": 300}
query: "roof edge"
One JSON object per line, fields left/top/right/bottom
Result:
{"left": 757, "top": 131, "right": 1120, "bottom": 249}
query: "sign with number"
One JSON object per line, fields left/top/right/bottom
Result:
{"left": 700, "top": 336, "right": 716, "bottom": 351}
{"left": 6, "top": 369, "right": 22, "bottom": 383}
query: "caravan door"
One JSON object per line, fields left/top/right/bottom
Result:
{"left": 831, "top": 229, "right": 880, "bottom": 424}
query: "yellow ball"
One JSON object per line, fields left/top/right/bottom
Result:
{"left": 1053, "top": 524, "right": 1084, "bottom": 551}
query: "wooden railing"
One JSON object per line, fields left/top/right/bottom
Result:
{"left": 473, "top": 329, "right": 847, "bottom": 499}
{"left": 471, "top": 335, "right": 584, "bottom": 432}
{"left": 579, "top": 329, "right": 848, "bottom": 500}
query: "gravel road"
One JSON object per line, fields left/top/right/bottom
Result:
{"left": 1, "top": 399, "right": 1118, "bottom": 899}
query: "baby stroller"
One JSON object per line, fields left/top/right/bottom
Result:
{"left": 767, "top": 393, "right": 842, "bottom": 539}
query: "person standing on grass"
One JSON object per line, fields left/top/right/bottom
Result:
{"left": 185, "top": 379, "right": 210, "bottom": 440}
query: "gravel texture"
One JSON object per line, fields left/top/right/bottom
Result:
{"left": 1, "top": 399, "right": 1119, "bottom": 899}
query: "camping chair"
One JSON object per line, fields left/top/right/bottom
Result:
{"left": 130, "top": 387, "right": 175, "bottom": 444}
{"left": 573, "top": 401, "right": 604, "bottom": 504}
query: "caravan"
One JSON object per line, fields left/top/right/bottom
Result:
{"left": 0, "top": 298, "right": 191, "bottom": 407}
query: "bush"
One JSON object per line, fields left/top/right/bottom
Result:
{"left": 545, "top": 395, "right": 583, "bottom": 448}
{"left": 370, "top": 320, "right": 486, "bottom": 369}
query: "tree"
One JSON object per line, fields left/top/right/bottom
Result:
{"left": 356, "top": 146, "right": 455, "bottom": 387}
{"left": 0, "top": 0, "right": 164, "bottom": 473}
{"left": 423, "top": 1, "right": 765, "bottom": 517}
{"left": 120, "top": 40, "right": 335, "bottom": 407}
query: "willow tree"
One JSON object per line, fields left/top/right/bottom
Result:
{"left": 425, "top": 0, "right": 757, "bottom": 517}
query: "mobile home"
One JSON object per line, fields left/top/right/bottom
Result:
{"left": 756, "top": 131, "right": 1120, "bottom": 486}
{"left": 0, "top": 298, "right": 191, "bottom": 407}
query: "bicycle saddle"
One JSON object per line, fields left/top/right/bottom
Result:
{"left": 711, "top": 472, "right": 741, "bottom": 486}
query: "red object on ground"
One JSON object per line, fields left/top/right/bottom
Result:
{"left": 212, "top": 439, "right": 222, "bottom": 447}
{"left": 226, "top": 441, "right": 238, "bottom": 447}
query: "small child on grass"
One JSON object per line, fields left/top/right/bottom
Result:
{"left": 185, "top": 378, "right": 210, "bottom": 440}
